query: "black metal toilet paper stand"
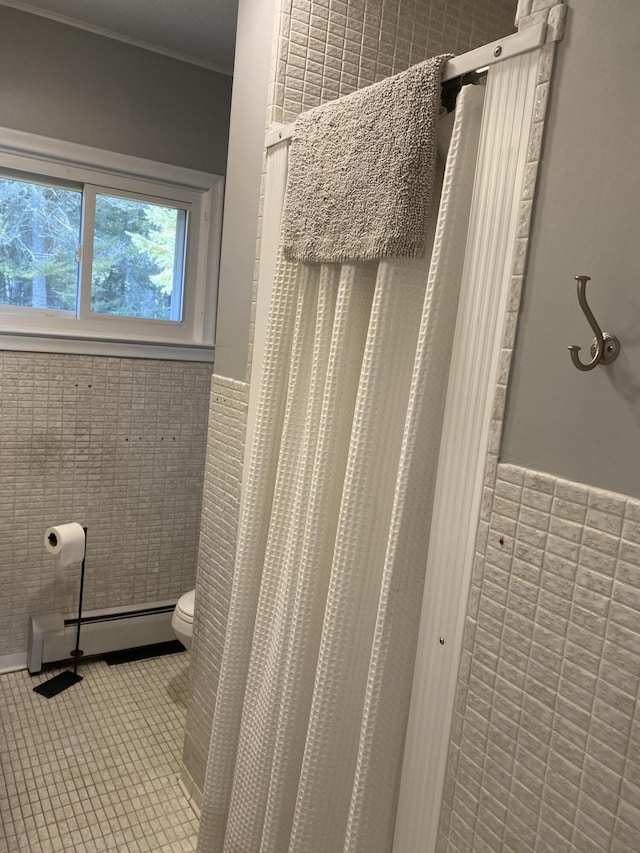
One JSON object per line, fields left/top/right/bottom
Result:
{"left": 34, "top": 527, "right": 88, "bottom": 699}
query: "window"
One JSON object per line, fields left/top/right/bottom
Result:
{"left": 0, "top": 128, "right": 223, "bottom": 360}
{"left": 0, "top": 175, "right": 82, "bottom": 312}
{"left": 90, "top": 192, "right": 186, "bottom": 321}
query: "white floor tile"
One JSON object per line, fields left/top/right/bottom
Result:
{"left": 0, "top": 653, "right": 198, "bottom": 850}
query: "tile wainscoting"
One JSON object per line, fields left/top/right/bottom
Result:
{"left": 269, "top": 0, "right": 517, "bottom": 124}
{"left": 182, "top": 376, "right": 249, "bottom": 798}
{"left": 0, "top": 351, "right": 211, "bottom": 659}
{"left": 438, "top": 462, "right": 640, "bottom": 853}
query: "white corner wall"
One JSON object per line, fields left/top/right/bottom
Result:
{"left": 213, "top": 0, "right": 278, "bottom": 380}
{"left": 182, "top": 0, "right": 277, "bottom": 795}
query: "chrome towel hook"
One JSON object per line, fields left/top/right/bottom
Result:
{"left": 568, "top": 275, "right": 620, "bottom": 371}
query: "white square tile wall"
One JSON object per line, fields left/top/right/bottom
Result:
{"left": 269, "top": 0, "right": 517, "bottom": 123}
{"left": 0, "top": 351, "right": 211, "bottom": 658}
{"left": 182, "top": 376, "right": 249, "bottom": 796}
{"left": 438, "top": 463, "right": 640, "bottom": 853}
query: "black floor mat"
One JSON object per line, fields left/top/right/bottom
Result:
{"left": 33, "top": 670, "right": 83, "bottom": 697}
{"left": 103, "top": 640, "right": 185, "bottom": 666}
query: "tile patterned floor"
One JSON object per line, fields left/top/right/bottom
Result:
{"left": 0, "top": 653, "right": 198, "bottom": 852}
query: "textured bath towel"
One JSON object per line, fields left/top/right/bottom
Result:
{"left": 282, "top": 53, "right": 452, "bottom": 264}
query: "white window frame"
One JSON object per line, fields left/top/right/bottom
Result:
{"left": 0, "top": 125, "right": 223, "bottom": 361}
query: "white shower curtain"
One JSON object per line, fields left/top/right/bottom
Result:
{"left": 197, "top": 84, "right": 485, "bottom": 853}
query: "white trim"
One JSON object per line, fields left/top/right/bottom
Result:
{"left": 0, "top": 0, "right": 233, "bottom": 76}
{"left": 0, "top": 125, "right": 222, "bottom": 192}
{"left": 264, "top": 124, "right": 291, "bottom": 149}
{"left": 241, "top": 134, "right": 290, "bottom": 498}
{"left": 392, "top": 49, "right": 541, "bottom": 853}
{"left": 443, "top": 22, "right": 545, "bottom": 82}
{"left": 27, "top": 599, "right": 180, "bottom": 673}
{"left": 180, "top": 766, "right": 203, "bottom": 818}
{"left": 265, "top": 23, "right": 547, "bottom": 149}
{"left": 0, "top": 652, "right": 28, "bottom": 673}
{"left": 0, "top": 334, "right": 214, "bottom": 361}
{"left": 0, "top": 125, "right": 223, "bottom": 359}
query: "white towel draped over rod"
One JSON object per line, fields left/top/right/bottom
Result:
{"left": 265, "top": 21, "right": 547, "bottom": 149}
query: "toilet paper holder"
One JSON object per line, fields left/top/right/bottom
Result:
{"left": 34, "top": 526, "right": 88, "bottom": 698}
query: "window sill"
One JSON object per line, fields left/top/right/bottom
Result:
{"left": 0, "top": 331, "right": 214, "bottom": 362}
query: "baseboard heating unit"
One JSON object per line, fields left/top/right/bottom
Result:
{"left": 27, "top": 599, "right": 178, "bottom": 674}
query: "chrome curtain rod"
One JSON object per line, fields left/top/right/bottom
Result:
{"left": 266, "top": 22, "right": 547, "bottom": 149}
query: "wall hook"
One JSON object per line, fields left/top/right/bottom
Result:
{"left": 568, "top": 275, "right": 620, "bottom": 371}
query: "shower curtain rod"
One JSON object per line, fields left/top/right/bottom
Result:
{"left": 265, "top": 21, "right": 547, "bottom": 149}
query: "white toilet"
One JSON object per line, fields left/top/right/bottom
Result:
{"left": 172, "top": 589, "right": 195, "bottom": 650}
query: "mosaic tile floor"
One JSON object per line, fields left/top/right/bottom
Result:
{"left": 0, "top": 652, "right": 198, "bottom": 852}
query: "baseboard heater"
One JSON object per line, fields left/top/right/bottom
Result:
{"left": 27, "top": 599, "right": 178, "bottom": 674}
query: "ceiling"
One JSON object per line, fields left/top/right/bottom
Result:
{"left": 1, "top": 0, "right": 239, "bottom": 74}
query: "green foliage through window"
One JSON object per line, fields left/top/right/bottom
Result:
{"left": 0, "top": 177, "right": 81, "bottom": 310}
{"left": 0, "top": 175, "right": 187, "bottom": 322}
{"left": 92, "top": 194, "right": 185, "bottom": 321}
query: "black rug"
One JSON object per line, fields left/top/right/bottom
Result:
{"left": 34, "top": 670, "right": 83, "bottom": 698}
{"left": 103, "top": 640, "right": 185, "bottom": 666}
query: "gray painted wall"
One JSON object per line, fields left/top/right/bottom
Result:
{"left": 501, "top": 0, "right": 640, "bottom": 499}
{"left": 0, "top": 6, "right": 232, "bottom": 174}
{"left": 213, "top": 0, "right": 277, "bottom": 380}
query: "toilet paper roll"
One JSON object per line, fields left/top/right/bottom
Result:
{"left": 44, "top": 522, "right": 86, "bottom": 566}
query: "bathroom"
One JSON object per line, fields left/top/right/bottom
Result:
{"left": 1, "top": 0, "right": 640, "bottom": 851}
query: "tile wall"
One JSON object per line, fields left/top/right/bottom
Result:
{"left": 182, "top": 375, "right": 249, "bottom": 798}
{"left": 434, "top": 4, "right": 640, "bottom": 850}
{"left": 0, "top": 352, "right": 211, "bottom": 659}
{"left": 438, "top": 463, "right": 640, "bottom": 853}
{"left": 269, "top": 0, "right": 517, "bottom": 123}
